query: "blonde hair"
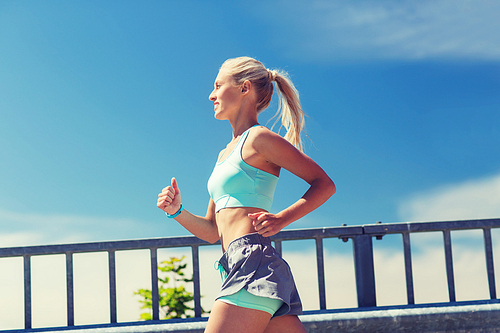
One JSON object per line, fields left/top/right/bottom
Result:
{"left": 220, "top": 56, "right": 305, "bottom": 151}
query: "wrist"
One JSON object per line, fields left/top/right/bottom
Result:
{"left": 275, "top": 210, "right": 292, "bottom": 229}
{"left": 166, "top": 204, "right": 183, "bottom": 218}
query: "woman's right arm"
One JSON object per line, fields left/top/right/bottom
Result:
{"left": 157, "top": 177, "right": 220, "bottom": 243}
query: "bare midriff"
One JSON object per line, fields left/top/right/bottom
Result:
{"left": 216, "top": 207, "right": 266, "bottom": 252}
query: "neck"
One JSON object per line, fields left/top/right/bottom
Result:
{"left": 225, "top": 96, "right": 259, "bottom": 138}
{"left": 229, "top": 117, "right": 259, "bottom": 139}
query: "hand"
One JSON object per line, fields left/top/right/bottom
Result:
{"left": 248, "top": 212, "right": 285, "bottom": 237}
{"left": 157, "top": 177, "right": 182, "bottom": 215}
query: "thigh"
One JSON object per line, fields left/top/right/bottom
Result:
{"left": 205, "top": 300, "right": 273, "bottom": 333}
{"left": 263, "top": 315, "right": 307, "bottom": 333}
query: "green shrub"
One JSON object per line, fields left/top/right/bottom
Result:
{"left": 134, "top": 256, "right": 207, "bottom": 320}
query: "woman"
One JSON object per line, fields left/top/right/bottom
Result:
{"left": 157, "top": 57, "right": 335, "bottom": 333}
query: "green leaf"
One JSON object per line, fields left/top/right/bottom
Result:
{"left": 134, "top": 255, "right": 207, "bottom": 320}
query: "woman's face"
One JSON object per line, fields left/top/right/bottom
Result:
{"left": 209, "top": 69, "right": 243, "bottom": 120}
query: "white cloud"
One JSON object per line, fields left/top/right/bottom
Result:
{"left": 0, "top": 208, "right": 143, "bottom": 247}
{"left": 260, "top": 0, "right": 500, "bottom": 62}
{"left": 398, "top": 172, "right": 500, "bottom": 222}
{"left": 375, "top": 239, "right": 492, "bottom": 305}
{"left": 0, "top": 257, "right": 24, "bottom": 330}
{"left": 31, "top": 255, "right": 68, "bottom": 328}
{"left": 0, "top": 232, "right": 44, "bottom": 248}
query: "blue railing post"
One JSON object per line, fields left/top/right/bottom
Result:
{"left": 402, "top": 232, "right": 415, "bottom": 304}
{"left": 150, "top": 248, "right": 160, "bottom": 320}
{"left": 443, "top": 230, "right": 456, "bottom": 302}
{"left": 191, "top": 245, "right": 202, "bottom": 317}
{"left": 352, "top": 234, "right": 377, "bottom": 307}
{"left": 483, "top": 228, "right": 497, "bottom": 299}
{"left": 23, "top": 254, "right": 32, "bottom": 329}
{"left": 108, "top": 250, "right": 117, "bottom": 323}
{"left": 315, "top": 237, "right": 327, "bottom": 310}
{"left": 66, "top": 252, "right": 74, "bottom": 326}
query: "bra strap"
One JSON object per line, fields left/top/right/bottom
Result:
{"left": 236, "top": 125, "right": 256, "bottom": 154}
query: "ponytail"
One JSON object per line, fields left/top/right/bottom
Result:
{"left": 269, "top": 69, "right": 305, "bottom": 152}
{"left": 220, "top": 57, "right": 306, "bottom": 151}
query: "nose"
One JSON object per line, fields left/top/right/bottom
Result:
{"left": 209, "top": 89, "right": 216, "bottom": 101}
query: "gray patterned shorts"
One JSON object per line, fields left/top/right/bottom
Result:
{"left": 215, "top": 232, "right": 303, "bottom": 317}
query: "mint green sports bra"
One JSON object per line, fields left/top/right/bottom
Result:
{"left": 207, "top": 126, "right": 279, "bottom": 213}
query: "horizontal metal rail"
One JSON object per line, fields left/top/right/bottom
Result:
{"left": 1, "top": 218, "right": 499, "bottom": 331}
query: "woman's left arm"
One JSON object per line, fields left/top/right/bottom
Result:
{"left": 248, "top": 129, "right": 336, "bottom": 237}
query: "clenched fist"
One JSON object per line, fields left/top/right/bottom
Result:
{"left": 157, "top": 177, "right": 182, "bottom": 215}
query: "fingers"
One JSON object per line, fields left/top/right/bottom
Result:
{"left": 157, "top": 185, "right": 177, "bottom": 209}
{"left": 248, "top": 212, "right": 281, "bottom": 237}
{"left": 157, "top": 176, "right": 182, "bottom": 215}
{"left": 157, "top": 187, "right": 172, "bottom": 208}
{"left": 248, "top": 212, "right": 266, "bottom": 227}
{"left": 249, "top": 212, "right": 268, "bottom": 221}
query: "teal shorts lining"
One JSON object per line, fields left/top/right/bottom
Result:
{"left": 218, "top": 288, "right": 284, "bottom": 316}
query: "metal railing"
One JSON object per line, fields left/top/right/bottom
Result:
{"left": 1, "top": 218, "right": 499, "bottom": 331}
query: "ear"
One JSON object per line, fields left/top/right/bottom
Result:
{"left": 241, "top": 80, "right": 252, "bottom": 94}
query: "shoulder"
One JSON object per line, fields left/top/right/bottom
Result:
{"left": 248, "top": 125, "right": 286, "bottom": 144}
{"left": 247, "top": 125, "right": 300, "bottom": 162}
{"left": 217, "top": 149, "right": 225, "bottom": 159}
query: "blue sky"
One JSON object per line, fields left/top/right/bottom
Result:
{"left": 1, "top": 1, "right": 500, "bottom": 329}
{"left": 1, "top": 0, "right": 500, "bottom": 247}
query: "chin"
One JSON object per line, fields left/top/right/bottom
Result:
{"left": 214, "top": 112, "right": 226, "bottom": 120}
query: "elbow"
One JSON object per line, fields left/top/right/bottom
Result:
{"left": 321, "top": 175, "right": 336, "bottom": 199}
{"left": 327, "top": 178, "right": 336, "bottom": 198}
{"left": 311, "top": 175, "right": 336, "bottom": 201}
{"left": 204, "top": 229, "right": 220, "bottom": 244}
{"left": 207, "top": 236, "right": 220, "bottom": 244}
{"left": 199, "top": 235, "right": 219, "bottom": 244}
